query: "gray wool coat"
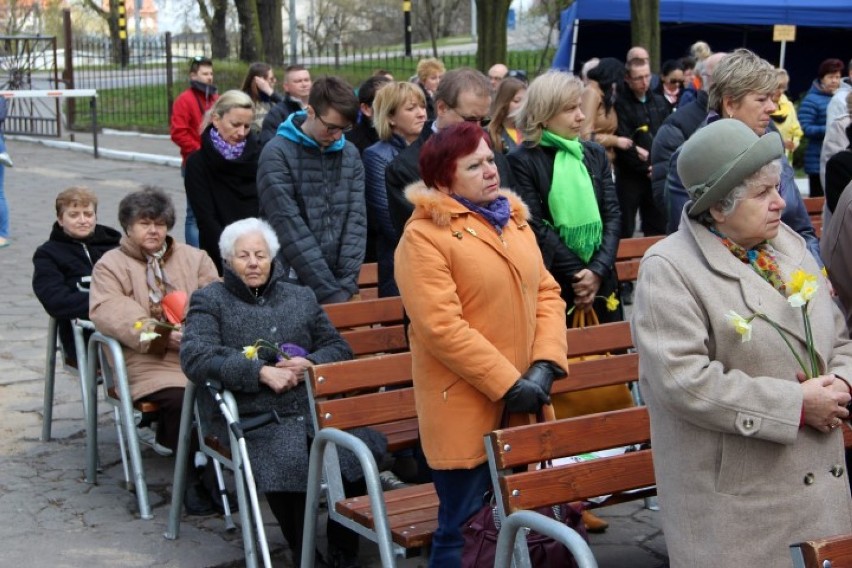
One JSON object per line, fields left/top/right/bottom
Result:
{"left": 181, "top": 262, "right": 381, "bottom": 493}
{"left": 632, "top": 209, "right": 852, "bottom": 567}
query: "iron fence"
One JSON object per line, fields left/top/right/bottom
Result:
{"left": 64, "top": 32, "right": 552, "bottom": 134}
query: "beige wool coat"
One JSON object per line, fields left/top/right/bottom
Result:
{"left": 90, "top": 236, "right": 219, "bottom": 400}
{"left": 394, "top": 185, "right": 568, "bottom": 470}
{"left": 632, "top": 210, "right": 852, "bottom": 567}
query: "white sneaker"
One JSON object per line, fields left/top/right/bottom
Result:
{"left": 0, "top": 152, "right": 13, "bottom": 168}
{"left": 136, "top": 425, "right": 173, "bottom": 456}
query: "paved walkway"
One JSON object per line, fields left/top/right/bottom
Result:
{"left": 0, "top": 131, "right": 668, "bottom": 567}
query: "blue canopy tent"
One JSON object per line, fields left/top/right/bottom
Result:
{"left": 552, "top": 0, "right": 852, "bottom": 97}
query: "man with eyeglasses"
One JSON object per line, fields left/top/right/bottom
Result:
{"left": 170, "top": 56, "right": 217, "bottom": 247}
{"left": 257, "top": 76, "right": 367, "bottom": 308}
{"left": 384, "top": 67, "right": 515, "bottom": 240}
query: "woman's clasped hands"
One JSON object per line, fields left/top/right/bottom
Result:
{"left": 799, "top": 372, "right": 851, "bottom": 433}
{"left": 259, "top": 357, "right": 313, "bottom": 394}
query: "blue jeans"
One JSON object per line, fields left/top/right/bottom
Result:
{"left": 429, "top": 462, "right": 492, "bottom": 568}
{"left": 0, "top": 163, "right": 8, "bottom": 238}
{"left": 180, "top": 166, "right": 199, "bottom": 247}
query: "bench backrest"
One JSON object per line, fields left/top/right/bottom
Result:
{"left": 323, "top": 296, "right": 408, "bottom": 357}
{"left": 554, "top": 320, "right": 638, "bottom": 395}
{"left": 615, "top": 236, "right": 664, "bottom": 283}
{"left": 308, "top": 352, "right": 416, "bottom": 452}
{"left": 486, "top": 407, "right": 653, "bottom": 514}
{"left": 803, "top": 196, "right": 824, "bottom": 238}
{"left": 791, "top": 533, "right": 852, "bottom": 567}
{"left": 357, "top": 262, "right": 379, "bottom": 300}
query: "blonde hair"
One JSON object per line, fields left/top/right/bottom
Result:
{"left": 372, "top": 82, "right": 426, "bottom": 141}
{"left": 55, "top": 186, "right": 98, "bottom": 217}
{"left": 203, "top": 89, "right": 254, "bottom": 130}
{"left": 690, "top": 41, "right": 712, "bottom": 61}
{"left": 709, "top": 49, "right": 778, "bottom": 114}
{"left": 514, "top": 71, "right": 583, "bottom": 145}
{"left": 416, "top": 57, "right": 445, "bottom": 83}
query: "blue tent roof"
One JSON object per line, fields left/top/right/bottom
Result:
{"left": 553, "top": 0, "right": 852, "bottom": 70}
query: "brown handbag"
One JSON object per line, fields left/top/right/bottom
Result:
{"left": 551, "top": 309, "right": 635, "bottom": 418}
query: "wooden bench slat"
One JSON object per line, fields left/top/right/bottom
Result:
{"left": 616, "top": 259, "right": 640, "bottom": 282}
{"left": 565, "top": 320, "right": 634, "bottom": 356}
{"left": 373, "top": 418, "right": 420, "bottom": 453}
{"left": 488, "top": 407, "right": 650, "bottom": 468}
{"left": 794, "top": 533, "right": 852, "bottom": 567}
{"left": 616, "top": 236, "right": 664, "bottom": 259}
{"left": 552, "top": 354, "right": 638, "bottom": 394}
{"left": 316, "top": 388, "right": 417, "bottom": 430}
{"left": 357, "top": 262, "right": 379, "bottom": 286}
{"left": 498, "top": 450, "right": 655, "bottom": 512}
{"left": 338, "top": 325, "right": 408, "bottom": 356}
{"left": 323, "top": 296, "right": 404, "bottom": 329}
{"left": 310, "top": 352, "right": 412, "bottom": 397}
{"left": 803, "top": 196, "right": 825, "bottom": 215}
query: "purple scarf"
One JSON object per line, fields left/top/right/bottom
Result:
{"left": 210, "top": 127, "right": 247, "bottom": 160}
{"left": 452, "top": 194, "right": 511, "bottom": 233}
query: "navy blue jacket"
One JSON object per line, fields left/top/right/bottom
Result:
{"left": 664, "top": 114, "right": 821, "bottom": 264}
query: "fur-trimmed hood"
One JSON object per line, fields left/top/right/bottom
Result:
{"left": 403, "top": 180, "right": 530, "bottom": 228}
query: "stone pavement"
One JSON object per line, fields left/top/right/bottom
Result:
{"left": 0, "top": 131, "right": 668, "bottom": 567}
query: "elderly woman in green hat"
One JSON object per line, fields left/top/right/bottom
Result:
{"left": 632, "top": 118, "right": 852, "bottom": 568}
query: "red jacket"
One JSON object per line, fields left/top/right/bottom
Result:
{"left": 170, "top": 86, "right": 218, "bottom": 165}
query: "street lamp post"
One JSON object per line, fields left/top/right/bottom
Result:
{"left": 403, "top": 1, "right": 412, "bottom": 57}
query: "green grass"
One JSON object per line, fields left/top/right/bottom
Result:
{"left": 70, "top": 83, "right": 170, "bottom": 133}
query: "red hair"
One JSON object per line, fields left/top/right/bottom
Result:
{"left": 419, "top": 122, "right": 491, "bottom": 189}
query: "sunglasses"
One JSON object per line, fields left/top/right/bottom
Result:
{"left": 666, "top": 79, "right": 684, "bottom": 86}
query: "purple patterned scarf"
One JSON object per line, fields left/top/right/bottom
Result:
{"left": 210, "top": 127, "right": 246, "bottom": 160}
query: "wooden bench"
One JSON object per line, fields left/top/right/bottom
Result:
{"left": 615, "top": 236, "right": 664, "bottom": 283}
{"left": 803, "top": 196, "right": 825, "bottom": 238}
{"left": 357, "top": 262, "right": 379, "bottom": 300}
{"left": 791, "top": 533, "right": 852, "bottom": 567}
{"left": 304, "top": 351, "right": 434, "bottom": 560}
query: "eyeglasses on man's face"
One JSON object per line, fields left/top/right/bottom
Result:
{"left": 450, "top": 106, "right": 488, "bottom": 125}
{"left": 316, "top": 113, "right": 353, "bottom": 134}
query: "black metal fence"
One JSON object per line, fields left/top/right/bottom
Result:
{"left": 64, "top": 31, "right": 552, "bottom": 134}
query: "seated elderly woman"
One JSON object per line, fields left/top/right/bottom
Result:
{"left": 32, "top": 186, "right": 121, "bottom": 366}
{"left": 180, "top": 217, "right": 369, "bottom": 567}
{"left": 89, "top": 187, "right": 219, "bottom": 458}
{"left": 633, "top": 119, "right": 852, "bottom": 568}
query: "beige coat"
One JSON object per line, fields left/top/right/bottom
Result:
{"left": 580, "top": 80, "right": 619, "bottom": 165}
{"left": 90, "top": 236, "right": 219, "bottom": 400}
{"left": 633, "top": 210, "right": 852, "bottom": 567}
{"left": 394, "top": 185, "right": 567, "bottom": 470}
{"left": 822, "top": 180, "right": 852, "bottom": 333}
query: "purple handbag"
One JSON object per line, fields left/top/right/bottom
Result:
{"left": 461, "top": 499, "right": 587, "bottom": 567}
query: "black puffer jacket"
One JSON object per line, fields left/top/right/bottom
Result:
{"left": 650, "top": 90, "right": 709, "bottom": 214}
{"left": 256, "top": 113, "right": 366, "bottom": 304}
{"left": 259, "top": 96, "right": 304, "bottom": 146}
{"left": 32, "top": 222, "right": 121, "bottom": 357}
{"left": 185, "top": 125, "right": 262, "bottom": 274}
{"left": 507, "top": 140, "right": 622, "bottom": 319}
{"left": 613, "top": 87, "right": 671, "bottom": 178}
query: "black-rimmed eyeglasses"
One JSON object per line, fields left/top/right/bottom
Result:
{"left": 317, "top": 114, "right": 353, "bottom": 134}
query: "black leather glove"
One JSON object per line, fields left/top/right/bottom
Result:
{"left": 504, "top": 378, "right": 551, "bottom": 414}
{"left": 520, "top": 360, "right": 566, "bottom": 398}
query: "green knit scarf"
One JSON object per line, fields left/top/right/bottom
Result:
{"left": 539, "top": 129, "right": 602, "bottom": 263}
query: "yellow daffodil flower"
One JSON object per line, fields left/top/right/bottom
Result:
{"left": 725, "top": 310, "right": 753, "bottom": 342}
{"left": 787, "top": 269, "right": 817, "bottom": 295}
{"left": 822, "top": 266, "right": 829, "bottom": 279}
{"left": 605, "top": 292, "right": 620, "bottom": 312}
{"left": 242, "top": 345, "right": 259, "bottom": 360}
{"left": 134, "top": 321, "right": 144, "bottom": 330}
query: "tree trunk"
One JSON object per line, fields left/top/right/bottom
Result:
{"left": 233, "top": 0, "right": 263, "bottom": 62}
{"left": 475, "top": 0, "right": 510, "bottom": 72}
{"left": 257, "top": 0, "right": 284, "bottom": 66}
{"left": 81, "top": 0, "right": 122, "bottom": 65}
{"left": 196, "top": 0, "right": 230, "bottom": 59}
{"left": 630, "top": 0, "right": 660, "bottom": 72}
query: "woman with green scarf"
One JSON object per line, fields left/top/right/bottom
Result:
{"left": 508, "top": 71, "right": 623, "bottom": 323}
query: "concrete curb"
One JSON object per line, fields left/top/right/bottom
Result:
{"left": 8, "top": 134, "right": 181, "bottom": 168}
